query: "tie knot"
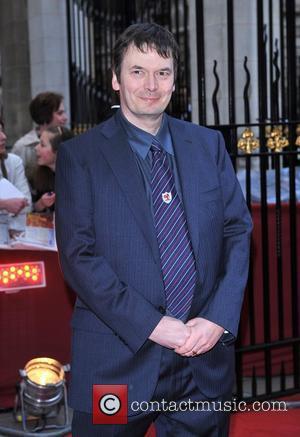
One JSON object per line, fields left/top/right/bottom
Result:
{"left": 150, "top": 139, "right": 162, "bottom": 154}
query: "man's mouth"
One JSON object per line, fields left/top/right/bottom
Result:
{"left": 140, "top": 96, "right": 160, "bottom": 101}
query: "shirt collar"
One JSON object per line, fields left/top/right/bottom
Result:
{"left": 117, "top": 109, "right": 173, "bottom": 159}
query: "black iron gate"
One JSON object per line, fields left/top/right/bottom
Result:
{"left": 67, "top": 0, "right": 300, "bottom": 402}
{"left": 195, "top": 0, "right": 300, "bottom": 402}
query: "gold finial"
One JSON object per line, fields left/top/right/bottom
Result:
{"left": 237, "top": 128, "right": 260, "bottom": 154}
{"left": 266, "top": 125, "right": 289, "bottom": 152}
{"left": 295, "top": 124, "right": 300, "bottom": 147}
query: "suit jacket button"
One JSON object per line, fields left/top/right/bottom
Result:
{"left": 158, "top": 306, "right": 166, "bottom": 314}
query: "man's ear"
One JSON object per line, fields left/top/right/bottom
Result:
{"left": 112, "top": 71, "right": 120, "bottom": 91}
{"left": 172, "top": 83, "right": 175, "bottom": 92}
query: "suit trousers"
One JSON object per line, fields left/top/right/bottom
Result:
{"left": 72, "top": 347, "right": 231, "bottom": 437}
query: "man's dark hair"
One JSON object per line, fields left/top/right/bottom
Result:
{"left": 112, "top": 22, "right": 179, "bottom": 82}
{"left": 29, "top": 92, "right": 64, "bottom": 126}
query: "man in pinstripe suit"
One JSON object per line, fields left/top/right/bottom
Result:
{"left": 56, "top": 22, "right": 252, "bottom": 436}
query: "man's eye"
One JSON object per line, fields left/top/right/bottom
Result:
{"left": 159, "top": 71, "right": 170, "bottom": 77}
{"left": 133, "top": 70, "right": 143, "bottom": 75}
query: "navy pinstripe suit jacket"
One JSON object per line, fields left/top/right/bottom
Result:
{"left": 55, "top": 113, "right": 252, "bottom": 414}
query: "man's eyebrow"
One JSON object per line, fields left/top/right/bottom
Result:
{"left": 130, "top": 65, "right": 144, "bottom": 69}
{"left": 129, "top": 66, "right": 172, "bottom": 71}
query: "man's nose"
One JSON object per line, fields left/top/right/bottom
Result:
{"left": 144, "top": 74, "right": 158, "bottom": 91}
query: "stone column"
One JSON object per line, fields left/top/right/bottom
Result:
{"left": 27, "top": 0, "right": 70, "bottom": 122}
{"left": 0, "top": 0, "right": 32, "bottom": 145}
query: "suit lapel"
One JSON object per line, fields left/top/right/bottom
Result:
{"left": 168, "top": 116, "right": 202, "bottom": 257}
{"left": 99, "top": 116, "right": 161, "bottom": 265}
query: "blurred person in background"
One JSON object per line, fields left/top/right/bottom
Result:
{"left": 12, "top": 91, "right": 68, "bottom": 183}
{"left": 31, "top": 126, "right": 73, "bottom": 212}
{"left": 0, "top": 117, "right": 31, "bottom": 241}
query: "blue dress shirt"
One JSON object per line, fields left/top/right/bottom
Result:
{"left": 116, "top": 110, "right": 183, "bottom": 216}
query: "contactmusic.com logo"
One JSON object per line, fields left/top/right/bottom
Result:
{"left": 93, "top": 385, "right": 128, "bottom": 424}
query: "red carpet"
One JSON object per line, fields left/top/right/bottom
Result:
{"left": 229, "top": 408, "right": 300, "bottom": 436}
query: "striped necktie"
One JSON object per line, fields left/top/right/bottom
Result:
{"left": 151, "top": 139, "right": 196, "bottom": 320}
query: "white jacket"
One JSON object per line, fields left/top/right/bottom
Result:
{"left": 12, "top": 129, "right": 39, "bottom": 181}
{"left": 0, "top": 153, "right": 32, "bottom": 231}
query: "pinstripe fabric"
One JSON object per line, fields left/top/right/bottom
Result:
{"left": 151, "top": 139, "right": 196, "bottom": 320}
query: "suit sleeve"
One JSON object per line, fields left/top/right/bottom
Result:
{"left": 199, "top": 131, "right": 253, "bottom": 338}
{"left": 55, "top": 144, "right": 163, "bottom": 354}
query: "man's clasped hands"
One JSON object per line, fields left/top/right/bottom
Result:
{"left": 149, "top": 316, "right": 224, "bottom": 357}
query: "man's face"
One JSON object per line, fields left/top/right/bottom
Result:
{"left": 50, "top": 101, "right": 68, "bottom": 127}
{"left": 112, "top": 44, "right": 175, "bottom": 128}
{"left": 0, "top": 124, "right": 7, "bottom": 154}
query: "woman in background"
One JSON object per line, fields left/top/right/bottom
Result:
{"left": 0, "top": 117, "right": 31, "bottom": 241}
{"left": 32, "top": 126, "right": 73, "bottom": 212}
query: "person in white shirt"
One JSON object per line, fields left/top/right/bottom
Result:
{"left": 12, "top": 92, "right": 68, "bottom": 183}
{"left": 0, "top": 117, "right": 31, "bottom": 240}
